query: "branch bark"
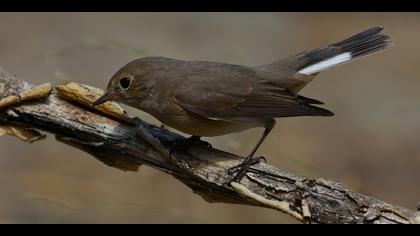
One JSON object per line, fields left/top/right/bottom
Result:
{"left": 0, "top": 67, "right": 418, "bottom": 224}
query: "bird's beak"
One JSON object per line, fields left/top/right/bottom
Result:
{"left": 93, "top": 93, "right": 112, "bottom": 106}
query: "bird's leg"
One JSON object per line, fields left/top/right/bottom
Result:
{"left": 228, "top": 120, "right": 275, "bottom": 183}
{"left": 169, "top": 135, "right": 212, "bottom": 157}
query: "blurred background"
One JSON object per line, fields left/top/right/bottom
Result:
{"left": 0, "top": 12, "right": 419, "bottom": 223}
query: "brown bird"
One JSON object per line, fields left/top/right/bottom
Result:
{"left": 94, "top": 26, "right": 391, "bottom": 182}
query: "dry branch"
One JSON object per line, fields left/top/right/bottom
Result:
{"left": 0, "top": 67, "right": 418, "bottom": 224}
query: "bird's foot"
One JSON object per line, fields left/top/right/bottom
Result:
{"left": 227, "top": 156, "right": 266, "bottom": 183}
{"left": 169, "top": 136, "right": 212, "bottom": 158}
{"left": 189, "top": 136, "right": 212, "bottom": 149}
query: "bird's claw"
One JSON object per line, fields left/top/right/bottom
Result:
{"left": 227, "top": 156, "right": 266, "bottom": 183}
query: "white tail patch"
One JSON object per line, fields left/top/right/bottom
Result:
{"left": 298, "top": 52, "right": 352, "bottom": 75}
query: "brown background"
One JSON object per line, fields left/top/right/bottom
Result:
{"left": 0, "top": 13, "right": 419, "bottom": 223}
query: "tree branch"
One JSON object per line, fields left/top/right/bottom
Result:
{"left": 0, "top": 67, "right": 418, "bottom": 224}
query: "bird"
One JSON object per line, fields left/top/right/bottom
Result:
{"left": 93, "top": 26, "right": 391, "bottom": 183}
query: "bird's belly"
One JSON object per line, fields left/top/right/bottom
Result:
{"left": 140, "top": 98, "right": 263, "bottom": 137}
{"left": 156, "top": 111, "right": 261, "bottom": 137}
{"left": 177, "top": 119, "right": 260, "bottom": 137}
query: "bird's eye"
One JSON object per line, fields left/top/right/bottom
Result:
{"left": 119, "top": 77, "right": 131, "bottom": 90}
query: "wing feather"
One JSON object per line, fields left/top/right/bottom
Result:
{"left": 174, "top": 75, "right": 333, "bottom": 120}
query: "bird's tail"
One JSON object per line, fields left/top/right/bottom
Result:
{"left": 297, "top": 26, "right": 391, "bottom": 75}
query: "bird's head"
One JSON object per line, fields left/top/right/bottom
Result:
{"left": 93, "top": 57, "right": 166, "bottom": 107}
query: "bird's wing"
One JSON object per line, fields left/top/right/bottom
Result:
{"left": 174, "top": 75, "right": 333, "bottom": 120}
